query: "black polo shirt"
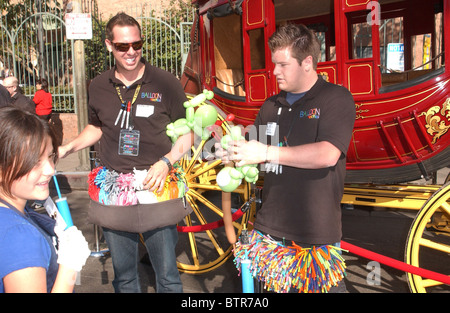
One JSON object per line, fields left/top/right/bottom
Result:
{"left": 253, "top": 76, "right": 355, "bottom": 245}
{"left": 88, "top": 59, "right": 187, "bottom": 173}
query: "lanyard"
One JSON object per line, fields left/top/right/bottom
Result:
{"left": 114, "top": 84, "right": 141, "bottom": 129}
{"left": 274, "top": 104, "right": 300, "bottom": 147}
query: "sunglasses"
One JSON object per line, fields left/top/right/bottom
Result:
{"left": 111, "top": 40, "right": 144, "bottom": 52}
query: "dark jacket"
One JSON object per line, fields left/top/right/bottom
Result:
{"left": 0, "top": 85, "right": 11, "bottom": 108}
{"left": 11, "top": 92, "right": 36, "bottom": 114}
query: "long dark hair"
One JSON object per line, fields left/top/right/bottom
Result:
{"left": 0, "top": 107, "right": 58, "bottom": 197}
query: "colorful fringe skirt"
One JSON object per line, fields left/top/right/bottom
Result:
{"left": 88, "top": 163, "right": 187, "bottom": 205}
{"left": 233, "top": 230, "right": 347, "bottom": 293}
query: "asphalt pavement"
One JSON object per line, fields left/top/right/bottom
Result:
{"left": 50, "top": 153, "right": 449, "bottom": 295}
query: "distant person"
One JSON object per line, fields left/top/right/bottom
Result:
{"left": 0, "top": 84, "right": 11, "bottom": 108}
{"left": 3, "top": 67, "right": 11, "bottom": 78}
{"left": 3, "top": 76, "right": 35, "bottom": 114}
{"left": 33, "top": 78, "right": 52, "bottom": 121}
{"left": 0, "top": 107, "right": 90, "bottom": 293}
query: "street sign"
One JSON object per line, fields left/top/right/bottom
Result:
{"left": 65, "top": 13, "right": 93, "bottom": 40}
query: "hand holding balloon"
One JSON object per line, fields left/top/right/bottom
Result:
{"left": 216, "top": 126, "right": 259, "bottom": 192}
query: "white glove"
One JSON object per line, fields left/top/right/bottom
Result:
{"left": 57, "top": 226, "right": 91, "bottom": 272}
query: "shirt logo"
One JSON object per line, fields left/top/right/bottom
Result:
{"left": 299, "top": 108, "right": 320, "bottom": 119}
{"left": 141, "top": 92, "right": 162, "bottom": 102}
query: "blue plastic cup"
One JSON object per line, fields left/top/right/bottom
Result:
{"left": 55, "top": 197, "right": 74, "bottom": 229}
{"left": 241, "top": 259, "right": 254, "bottom": 293}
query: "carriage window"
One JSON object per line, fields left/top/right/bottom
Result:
{"left": 434, "top": 11, "right": 444, "bottom": 69}
{"left": 379, "top": 17, "right": 404, "bottom": 73}
{"left": 380, "top": 5, "right": 444, "bottom": 89}
{"left": 315, "top": 32, "right": 326, "bottom": 62}
{"left": 350, "top": 21, "right": 372, "bottom": 59}
{"left": 409, "top": 10, "right": 444, "bottom": 71}
{"left": 412, "top": 33, "right": 432, "bottom": 70}
{"left": 213, "top": 14, "right": 245, "bottom": 96}
{"left": 249, "top": 28, "right": 265, "bottom": 70}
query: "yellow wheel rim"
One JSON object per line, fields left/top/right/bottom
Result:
{"left": 405, "top": 182, "right": 450, "bottom": 292}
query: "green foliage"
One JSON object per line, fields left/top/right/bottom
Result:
{"left": 84, "top": 17, "right": 113, "bottom": 80}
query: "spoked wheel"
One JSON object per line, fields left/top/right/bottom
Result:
{"left": 405, "top": 182, "right": 450, "bottom": 292}
{"left": 175, "top": 97, "right": 255, "bottom": 274}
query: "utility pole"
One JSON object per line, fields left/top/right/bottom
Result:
{"left": 36, "top": 0, "right": 45, "bottom": 79}
{"left": 69, "top": 0, "right": 90, "bottom": 170}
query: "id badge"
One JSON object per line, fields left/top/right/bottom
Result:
{"left": 266, "top": 122, "right": 277, "bottom": 136}
{"left": 135, "top": 104, "right": 154, "bottom": 118}
{"left": 118, "top": 129, "right": 140, "bottom": 156}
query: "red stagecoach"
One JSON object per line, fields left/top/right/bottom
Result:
{"left": 176, "top": 0, "right": 450, "bottom": 292}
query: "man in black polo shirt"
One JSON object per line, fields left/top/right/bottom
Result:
{"left": 219, "top": 24, "right": 355, "bottom": 292}
{"left": 59, "top": 13, "right": 192, "bottom": 293}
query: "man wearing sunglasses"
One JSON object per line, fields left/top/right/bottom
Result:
{"left": 59, "top": 12, "right": 193, "bottom": 293}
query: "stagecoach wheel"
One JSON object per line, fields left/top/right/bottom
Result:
{"left": 405, "top": 182, "right": 450, "bottom": 293}
{"left": 175, "top": 96, "right": 254, "bottom": 274}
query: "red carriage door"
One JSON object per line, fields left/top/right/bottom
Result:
{"left": 242, "top": 0, "right": 276, "bottom": 102}
{"left": 336, "top": 0, "right": 381, "bottom": 97}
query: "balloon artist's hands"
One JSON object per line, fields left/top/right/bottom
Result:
{"left": 57, "top": 226, "right": 90, "bottom": 272}
{"left": 215, "top": 140, "right": 268, "bottom": 167}
{"left": 143, "top": 160, "right": 170, "bottom": 193}
{"left": 214, "top": 142, "right": 232, "bottom": 164}
{"left": 231, "top": 140, "right": 268, "bottom": 167}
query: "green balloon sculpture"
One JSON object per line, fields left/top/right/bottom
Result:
{"left": 166, "top": 89, "right": 217, "bottom": 142}
{"left": 216, "top": 126, "right": 259, "bottom": 192}
{"left": 166, "top": 90, "right": 259, "bottom": 193}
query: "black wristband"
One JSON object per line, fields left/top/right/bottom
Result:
{"left": 160, "top": 156, "right": 172, "bottom": 171}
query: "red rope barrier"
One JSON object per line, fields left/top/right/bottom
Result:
{"left": 177, "top": 208, "right": 245, "bottom": 232}
{"left": 175, "top": 198, "right": 450, "bottom": 286}
{"left": 341, "top": 240, "right": 450, "bottom": 285}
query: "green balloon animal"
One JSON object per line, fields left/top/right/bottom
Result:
{"left": 166, "top": 90, "right": 258, "bottom": 192}
{"left": 166, "top": 89, "right": 217, "bottom": 142}
{"left": 216, "top": 126, "right": 259, "bottom": 192}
